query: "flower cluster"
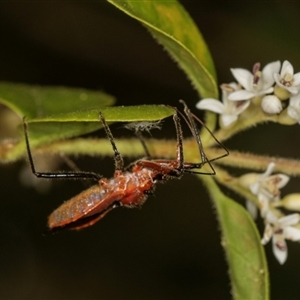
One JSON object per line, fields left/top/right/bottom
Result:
{"left": 196, "top": 60, "right": 300, "bottom": 127}
{"left": 238, "top": 162, "right": 300, "bottom": 264}
{"left": 196, "top": 60, "right": 300, "bottom": 265}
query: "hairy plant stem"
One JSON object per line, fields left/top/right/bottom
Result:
{"left": 29, "top": 137, "right": 300, "bottom": 177}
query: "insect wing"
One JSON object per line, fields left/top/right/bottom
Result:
{"left": 48, "top": 184, "right": 122, "bottom": 229}
{"left": 62, "top": 205, "right": 118, "bottom": 230}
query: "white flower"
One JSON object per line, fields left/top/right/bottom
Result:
{"left": 273, "top": 60, "right": 300, "bottom": 94}
{"left": 261, "top": 211, "right": 300, "bottom": 264}
{"left": 196, "top": 83, "right": 250, "bottom": 127}
{"left": 287, "top": 93, "right": 300, "bottom": 123}
{"left": 239, "top": 162, "right": 290, "bottom": 217}
{"left": 228, "top": 61, "right": 281, "bottom": 101}
{"left": 261, "top": 95, "right": 282, "bottom": 114}
{"left": 250, "top": 162, "right": 289, "bottom": 216}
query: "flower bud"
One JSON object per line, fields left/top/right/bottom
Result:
{"left": 274, "top": 84, "right": 291, "bottom": 100}
{"left": 238, "top": 173, "right": 259, "bottom": 189}
{"left": 276, "top": 194, "right": 300, "bottom": 211}
{"left": 261, "top": 95, "right": 282, "bottom": 114}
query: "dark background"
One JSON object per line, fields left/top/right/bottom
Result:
{"left": 1, "top": 1, "right": 300, "bottom": 299}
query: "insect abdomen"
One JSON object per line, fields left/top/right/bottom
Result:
{"left": 48, "top": 185, "right": 114, "bottom": 229}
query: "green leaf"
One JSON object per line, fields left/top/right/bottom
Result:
{"left": 0, "top": 81, "right": 114, "bottom": 161}
{"left": 201, "top": 175, "right": 269, "bottom": 300}
{"left": 0, "top": 81, "right": 174, "bottom": 162}
{"left": 107, "top": 0, "right": 218, "bottom": 99}
{"left": 28, "top": 105, "right": 174, "bottom": 122}
{"left": 24, "top": 104, "right": 173, "bottom": 146}
{"left": 1, "top": 104, "right": 174, "bottom": 162}
{"left": 24, "top": 105, "right": 174, "bottom": 147}
{"left": 0, "top": 81, "right": 115, "bottom": 118}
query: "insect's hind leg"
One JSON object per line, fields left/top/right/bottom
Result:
{"left": 23, "top": 118, "right": 102, "bottom": 181}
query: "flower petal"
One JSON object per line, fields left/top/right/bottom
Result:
{"left": 292, "top": 73, "right": 300, "bottom": 86}
{"left": 230, "top": 68, "right": 253, "bottom": 90}
{"left": 273, "top": 72, "right": 282, "bottom": 85}
{"left": 287, "top": 106, "right": 300, "bottom": 122}
{"left": 286, "top": 86, "right": 299, "bottom": 95}
{"left": 284, "top": 226, "right": 300, "bottom": 241}
{"left": 290, "top": 93, "right": 300, "bottom": 106}
{"left": 258, "top": 196, "right": 270, "bottom": 217}
{"left": 228, "top": 90, "right": 254, "bottom": 101}
{"left": 278, "top": 213, "right": 300, "bottom": 227}
{"left": 246, "top": 199, "right": 258, "bottom": 219}
{"left": 196, "top": 99, "right": 224, "bottom": 114}
{"left": 276, "top": 174, "right": 290, "bottom": 189}
{"left": 258, "top": 87, "right": 274, "bottom": 96}
{"left": 249, "top": 181, "right": 260, "bottom": 195}
{"left": 261, "top": 223, "right": 273, "bottom": 245}
{"left": 262, "top": 60, "right": 281, "bottom": 89}
{"left": 281, "top": 60, "right": 293, "bottom": 76}
{"left": 221, "top": 114, "right": 238, "bottom": 127}
{"left": 265, "top": 210, "right": 278, "bottom": 224}
{"left": 262, "top": 162, "right": 276, "bottom": 177}
{"left": 272, "top": 235, "right": 287, "bottom": 264}
{"left": 234, "top": 100, "right": 251, "bottom": 115}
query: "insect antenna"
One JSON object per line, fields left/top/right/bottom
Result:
{"left": 23, "top": 118, "right": 102, "bottom": 181}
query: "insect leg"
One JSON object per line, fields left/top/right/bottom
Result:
{"left": 178, "top": 100, "right": 229, "bottom": 175}
{"left": 122, "top": 130, "right": 153, "bottom": 172}
{"left": 177, "top": 100, "right": 215, "bottom": 175}
{"left": 124, "top": 120, "right": 163, "bottom": 159}
{"left": 172, "top": 109, "right": 184, "bottom": 172}
{"left": 134, "top": 130, "right": 151, "bottom": 158}
{"left": 23, "top": 118, "right": 102, "bottom": 181}
{"left": 180, "top": 99, "right": 229, "bottom": 163}
{"left": 99, "top": 112, "right": 124, "bottom": 171}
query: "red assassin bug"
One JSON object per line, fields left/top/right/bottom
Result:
{"left": 23, "top": 100, "right": 228, "bottom": 230}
